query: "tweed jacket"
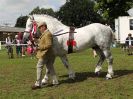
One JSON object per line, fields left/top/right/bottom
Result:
{"left": 36, "top": 29, "right": 53, "bottom": 59}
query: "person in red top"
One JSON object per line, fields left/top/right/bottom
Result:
{"left": 67, "top": 26, "right": 76, "bottom": 54}
{"left": 26, "top": 40, "right": 34, "bottom": 58}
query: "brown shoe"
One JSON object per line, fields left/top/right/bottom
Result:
{"left": 31, "top": 85, "right": 41, "bottom": 90}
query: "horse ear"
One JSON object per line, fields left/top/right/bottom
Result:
{"left": 28, "top": 15, "right": 34, "bottom": 21}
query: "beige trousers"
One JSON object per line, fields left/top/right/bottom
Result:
{"left": 35, "top": 55, "right": 56, "bottom": 86}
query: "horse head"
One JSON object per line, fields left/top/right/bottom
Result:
{"left": 23, "top": 15, "right": 39, "bottom": 43}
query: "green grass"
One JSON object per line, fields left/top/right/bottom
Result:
{"left": 0, "top": 48, "right": 133, "bottom": 99}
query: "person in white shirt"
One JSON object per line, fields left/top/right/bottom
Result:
{"left": 5, "top": 34, "right": 13, "bottom": 58}
{"left": 14, "top": 35, "right": 22, "bottom": 58}
{"left": 125, "top": 33, "right": 133, "bottom": 55}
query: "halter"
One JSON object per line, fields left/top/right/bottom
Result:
{"left": 24, "top": 21, "right": 37, "bottom": 41}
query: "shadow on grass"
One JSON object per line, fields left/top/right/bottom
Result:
{"left": 114, "top": 70, "right": 133, "bottom": 78}
{"left": 59, "top": 71, "right": 106, "bottom": 84}
{"left": 59, "top": 70, "right": 133, "bottom": 84}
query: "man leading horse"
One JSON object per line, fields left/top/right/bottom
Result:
{"left": 32, "top": 22, "right": 58, "bottom": 90}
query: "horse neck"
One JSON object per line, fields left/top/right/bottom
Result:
{"left": 34, "top": 15, "right": 69, "bottom": 34}
{"left": 48, "top": 22, "right": 68, "bottom": 34}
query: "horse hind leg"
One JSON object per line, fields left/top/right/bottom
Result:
{"left": 103, "top": 49, "right": 114, "bottom": 79}
{"left": 41, "top": 67, "right": 50, "bottom": 85}
{"left": 94, "top": 47, "right": 106, "bottom": 76}
{"left": 60, "top": 55, "right": 75, "bottom": 79}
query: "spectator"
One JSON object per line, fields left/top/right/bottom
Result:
{"left": 67, "top": 26, "right": 76, "bottom": 54}
{"left": 125, "top": 33, "right": 133, "bottom": 55}
{"left": 14, "top": 35, "right": 22, "bottom": 58}
{"left": 27, "top": 40, "right": 34, "bottom": 59}
{"left": 5, "top": 33, "right": 13, "bottom": 59}
{"left": 31, "top": 22, "right": 58, "bottom": 90}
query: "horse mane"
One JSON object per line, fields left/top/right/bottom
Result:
{"left": 31, "top": 14, "right": 69, "bottom": 33}
{"left": 33, "top": 14, "right": 55, "bottom": 20}
{"left": 32, "top": 14, "right": 64, "bottom": 26}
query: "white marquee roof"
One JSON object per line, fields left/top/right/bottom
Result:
{"left": 0, "top": 26, "right": 25, "bottom": 33}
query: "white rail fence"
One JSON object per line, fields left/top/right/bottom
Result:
{"left": 0, "top": 41, "right": 28, "bottom": 50}
{"left": 0, "top": 40, "right": 132, "bottom": 50}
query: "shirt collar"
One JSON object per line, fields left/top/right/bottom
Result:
{"left": 44, "top": 29, "right": 48, "bottom": 33}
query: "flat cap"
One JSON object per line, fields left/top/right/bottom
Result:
{"left": 38, "top": 22, "right": 47, "bottom": 28}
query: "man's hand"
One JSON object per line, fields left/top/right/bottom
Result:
{"left": 36, "top": 47, "right": 40, "bottom": 51}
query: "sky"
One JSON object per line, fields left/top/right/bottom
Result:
{"left": 0, "top": 0, "right": 66, "bottom": 27}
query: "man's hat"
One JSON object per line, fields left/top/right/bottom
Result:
{"left": 37, "top": 22, "right": 47, "bottom": 28}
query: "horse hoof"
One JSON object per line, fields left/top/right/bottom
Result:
{"left": 52, "top": 83, "right": 59, "bottom": 87}
{"left": 106, "top": 77, "right": 112, "bottom": 80}
{"left": 95, "top": 71, "right": 100, "bottom": 76}
{"left": 106, "top": 73, "right": 112, "bottom": 80}
{"left": 69, "top": 73, "right": 75, "bottom": 80}
{"left": 106, "top": 77, "right": 109, "bottom": 80}
{"left": 69, "top": 76, "right": 75, "bottom": 80}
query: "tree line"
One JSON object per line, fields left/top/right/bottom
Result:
{"left": 15, "top": 0, "right": 133, "bottom": 30}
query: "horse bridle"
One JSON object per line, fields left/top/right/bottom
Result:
{"left": 24, "top": 21, "right": 38, "bottom": 39}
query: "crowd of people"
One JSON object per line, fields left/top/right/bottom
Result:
{"left": 5, "top": 32, "right": 133, "bottom": 60}
{"left": 5, "top": 33, "right": 35, "bottom": 59}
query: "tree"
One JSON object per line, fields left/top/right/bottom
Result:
{"left": 29, "top": 6, "right": 55, "bottom": 16}
{"left": 15, "top": 7, "right": 55, "bottom": 28}
{"left": 15, "top": 15, "right": 28, "bottom": 28}
{"left": 94, "top": 0, "right": 133, "bottom": 27}
{"left": 56, "top": 0, "right": 102, "bottom": 27}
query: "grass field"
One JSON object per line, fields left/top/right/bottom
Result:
{"left": 0, "top": 48, "right": 133, "bottom": 99}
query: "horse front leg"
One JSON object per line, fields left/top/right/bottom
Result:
{"left": 94, "top": 48, "right": 105, "bottom": 75}
{"left": 103, "top": 49, "right": 114, "bottom": 79}
{"left": 60, "top": 55, "right": 75, "bottom": 79}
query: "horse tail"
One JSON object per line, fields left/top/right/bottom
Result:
{"left": 109, "top": 27, "right": 116, "bottom": 43}
{"left": 111, "top": 32, "right": 115, "bottom": 43}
